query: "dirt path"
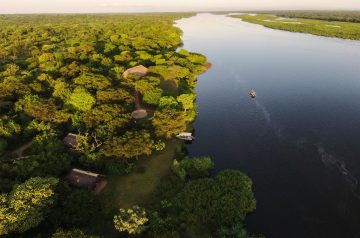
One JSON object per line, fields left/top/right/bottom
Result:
{"left": 134, "top": 90, "right": 142, "bottom": 110}
{"left": 12, "top": 141, "right": 33, "bottom": 158}
{"left": 134, "top": 90, "right": 155, "bottom": 115}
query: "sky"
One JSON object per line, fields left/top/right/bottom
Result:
{"left": 0, "top": 0, "right": 359, "bottom": 14}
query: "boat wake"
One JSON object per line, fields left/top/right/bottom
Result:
{"left": 316, "top": 145, "right": 360, "bottom": 198}
{"left": 254, "top": 100, "right": 285, "bottom": 140}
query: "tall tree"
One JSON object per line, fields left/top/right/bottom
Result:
{"left": 113, "top": 206, "right": 148, "bottom": 235}
{"left": 0, "top": 177, "right": 59, "bottom": 235}
{"left": 152, "top": 108, "right": 187, "bottom": 138}
{"left": 176, "top": 94, "right": 195, "bottom": 112}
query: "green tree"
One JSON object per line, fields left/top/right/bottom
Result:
{"left": 73, "top": 73, "right": 111, "bottom": 90}
{"left": 100, "top": 130, "right": 153, "bottom": 160}
{"left": 59, "top": 190, "right": 101, "bottom": 227}
{"left": 67, "top": 87, "right": 96, "bottom": 112}
{"left": 143, "top": 88, "right": 163, "bottom": 106}
{"left": 173, "top": 156, "right": 214, "bottom": 179}
{"left": 152, "top": 108, "right": 187, "bottom": 138}
{"left": 0, "top": 116, "right": 21, "bottom": 137}
{"left": 176, "top": 94, "right": 195, "bottom": 112}
{"left": 175, "top": 170, "right": 256, "bottom": 228}
{"left": 52, "top": 229, "right": 99, "bottom": 238}
{"left": 0, "top": 177, "right": 59, "bottom": 235}
{"left": 114, "top": 205, "right": 148, "bottom": 235}
{"left": 159, "top": 96, "right": 179, "bottom": 109}
{"left": 216, "top": 224, "right": 256, "bottom": 238}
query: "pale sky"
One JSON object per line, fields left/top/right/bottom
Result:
{"left": 0, "top": 0, "right": 359, "bottom": 14}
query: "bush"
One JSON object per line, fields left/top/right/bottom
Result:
{"left": 173, "top": 156, "right": 214, "bottom": 179}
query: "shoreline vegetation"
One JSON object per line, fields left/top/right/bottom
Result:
{"left": 231, "top": 13, "right": 360, "bottom": 40}
{"left": 0, "top": 13, "right": 258, "bottom": 238}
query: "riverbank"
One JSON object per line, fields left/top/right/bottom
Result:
{"left": 232, "top": 14, "right": 360, "bottom": 40}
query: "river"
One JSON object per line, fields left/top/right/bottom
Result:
{"left": 176, "top": 14, "right": 360, "bottom": 238}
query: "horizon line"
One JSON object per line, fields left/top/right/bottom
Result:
{"left": 1, "top": 9, "right": 360, "bottom": 15}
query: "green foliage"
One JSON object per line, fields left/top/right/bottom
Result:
{"left": 59, "top": 190, "right": 101, "bottom": 227}
{"left": 159, "top": 96, "right": 179, "bottom": 109}
{"left": 175, "top": 170, "right": 256, "bottom": 228}
{"left": 0, "top": 116, "right": 21, "bottom": 137}
{"left": 153, "top": 140, "right": 166, "bottom": 151}
{"left": 100, "top": 130, "right": 154, "bottom": 160}
{"left": 73, "top": 73, "right": 111, "bottom": 90}
{"left": 16, "top": 95, "right": 70, "bottom": 123}
{"left": 173, "top": 156, "right": 214, "bottom": 179}
{"left": 52, "top": 229, "right": 99, "bottom": 238}
{"left": 0, "top": 177, "right": 58, "bottom": 235}
{"left": 177, "top": 93, "right": 195, "bottom": 111}
{"left": 143, "top": 88, "right": 163, "bottom": 106}
{"left": 67, "top": 87, "right": 96, "bottom": 112}
{"left": 215, "top": 224, "right": 257, "bottom": 238}
{"left": 263, "top": 10, "right": 360, "bottom": 23}
{"left": 152, "top": 107, "right": 187, "bottom": 138}
{"left": 113, "top": 205, "right": 149, "bottom": 235}
{"left": 0, "top": 13, "right": 212, "bottom": 236}
{"left": 172, "top": 160, "right": 187, "bottom": 180}
{"left": 0, "top": 139, "right": 8, "bottom": 154}
{"left": 96, "top": 88, "right": 134, "bottom": 105}
{"left": 234, "top": 14, "right": 360, "bottom": 40}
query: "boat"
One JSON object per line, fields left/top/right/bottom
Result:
{"left": 176, "top": 132, "right": 195, "bottom": 141}
{"left": 249, "top": 89, "right": 256, "bottom": 98}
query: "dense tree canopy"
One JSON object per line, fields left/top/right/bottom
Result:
{"left": 0, "top": 13, "right": 258, "bottom": 238}
{"left": 152, "top": 107, "right": 188, "bottom": 138}
{"left": 0, "top": 177, "right": 58, "bottom": 235}
{"left": 175, "top": 170, "right": 256, "bottom": 228}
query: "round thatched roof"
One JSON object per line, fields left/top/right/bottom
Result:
{"left": 131, "top": 109, "right": 148, "bottom": 119}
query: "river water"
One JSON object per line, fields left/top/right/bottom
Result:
{"left": 176, "top": 14, "right": 360, "bottom": 238}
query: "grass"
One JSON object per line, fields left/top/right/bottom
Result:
{"left": 231, "top": 14, "right": 360, "bottom": 40}
{"left": 99, "top": 140, "right": 179, "bottom": 213}
{"left": 89, "top": 140, "right": 179, "bottom": 237}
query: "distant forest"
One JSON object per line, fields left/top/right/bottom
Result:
{"left": 248, "top": 10, "right": 360, "bottom": 23}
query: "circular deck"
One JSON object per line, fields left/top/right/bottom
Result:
{"left": 131, "top": 109, "right": 148, "bottom": 119}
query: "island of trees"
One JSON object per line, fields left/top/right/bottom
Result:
{"left": 0, "top": 14, "right": 258, "bottom": 237}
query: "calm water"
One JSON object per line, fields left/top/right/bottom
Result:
{"left": 176, "top": 14, "right": 360, "bottom": 238}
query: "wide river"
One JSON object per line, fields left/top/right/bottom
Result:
{"left": 176, "top": 14, "right": 360, "bottom": 238}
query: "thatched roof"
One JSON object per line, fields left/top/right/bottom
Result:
{"left": 63, "top": 133, "right": 78, "bottom": 148}
{"left": 131, "top": 109, "right": 148, "bottom": 119}
{"left": 66, "top": 168, "right": 107, "bottom": 194}
{"left": 123, "top": 65, "right": 148, "bottom": 79}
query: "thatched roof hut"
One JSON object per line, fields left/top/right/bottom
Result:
{"left": 66, "top": 168, "right": 107, "bottom": 194}
{"left": 122, "top": 65, "right": 148, "bottom": 79}
{"left": 63, "top": 133, "right": 79, "bottom": 149}
{"left": 131, "top": 109, "right": 148, "bottom": 119}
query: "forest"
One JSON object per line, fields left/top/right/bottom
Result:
{"left": 232, "top": 13, "right": 360, "bottom": 40}
{"left": 255, "top": 10, "right": 360, "bottom": 23}
{"left": 0, "top": 14, "right": 257, "bottom": 237}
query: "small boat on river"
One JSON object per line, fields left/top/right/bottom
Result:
{"left": 176, "top": 132, "right": 195, "bottom": 141}
{"left": 249, "top": 89, "right": 256, "bottom": 98}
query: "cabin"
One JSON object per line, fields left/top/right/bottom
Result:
{"left": 131, "top": 109, "right": 148, "bottom": 119}
{"left": 66, "top": 168, "right": 107, "bottom": 194}
{"left": 122, "top": 65, "right": 148, "bottom": 79}
{"left": 176, "top": 132, "right": 195, "bottom": 141}
{"left": 63, "top": 133, "right": 79, "bottom": 149}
